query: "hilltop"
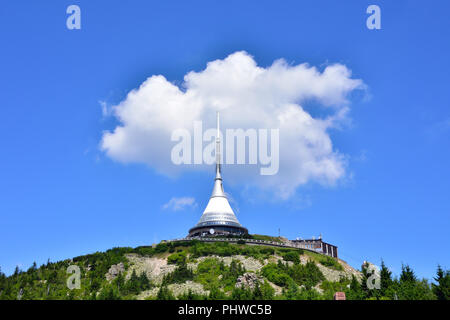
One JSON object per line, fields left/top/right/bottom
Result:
{"left": 0, "top": 236, "right": 447, "bottom": 300}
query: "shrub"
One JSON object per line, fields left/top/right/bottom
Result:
{"left": 97, "top": 284, "right": 121, "bottom": 300}
{"left": 120, "top": 270, "right": 152, "bottom": 295}
{"left": 178, "top": 289, "right": 208, "bottom": 300}
{"left": 259, "top": 247, "right": 275, "bottom": 255}
{"left": 156, "top": 285, "right": 175, "bottom": 300}
{"left": 261, "top": 263, "right": 292, "bottom": 287}
{"left": 154, "top": 243, "right": 170, "bottom": 254}
{"left": 195, "top": 258, "right": 245, "bottom": 292}
{"left": 289, "top": 261, "right": 325, "bottom": 289}
{"left": 318, "top": 256, "right": 343, "bottom": 271}
{"left": 167, "top": 252, "right": 187, "bottom": 265}
{"left": 162, "top": 261, "right": 194, "bottom": 285}
{"left": 133, "top": 247, "right": 155, "bottom": 256}
{"left": 282, "top": 251, "right": 300, "bottom": 264}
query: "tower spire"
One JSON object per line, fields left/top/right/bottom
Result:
{"left": 215, "top": 111, "right": 221, "bottom": 179}
{"left": 188, "top": 111, "right": 248, "bottom": 238}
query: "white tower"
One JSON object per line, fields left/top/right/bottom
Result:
{"left": 188, "top": 112, "right": 248, "bottom": 237}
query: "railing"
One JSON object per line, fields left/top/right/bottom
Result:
{"left": 163, "top": 237, "right": 334, "bottom": 257}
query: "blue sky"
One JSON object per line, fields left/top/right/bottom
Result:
{"left": 1, "top": 0, "right": 449, "bottom": 281}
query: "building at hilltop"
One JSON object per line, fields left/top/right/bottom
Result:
{"left": 188, "top": 112, "right": 248, "bottom": 237}
{"left": 291, "top": 237, "right": 338, "bottom": 258}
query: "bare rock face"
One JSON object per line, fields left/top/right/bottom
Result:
{"left": 105, "top": 262, "right": 125, "bottom": 281}
{"left": 125, "top": 254, "right": 176, "bottom": 284}
{"left": 189, "top": 255, "right": 263, "bottom": 273}
{"left": 235, "top": 273, "right": 263, "bottom": 290}
{"left": 169, "top": 281, "right": 209, "bottom": 297}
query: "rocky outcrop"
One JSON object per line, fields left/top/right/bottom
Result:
{"left": 188, "top": 255, "right": 263, "bottom": 272}
{"left": 235, "top": 273, "right": 263, "bottom": 290}
{"left": 125, "top": 254, "right": 176, "bottom": 284}
{"left": 105, "top": 262, "right": 125, "bottom": 281}
{"left": 136, "top": 281, "right": 209, "bottom": 300}
{"left": 136, "top": 288, "right": 159, "bottom": 300}
{"left": 168, "top": 281, "right": 209, "bottom": 297}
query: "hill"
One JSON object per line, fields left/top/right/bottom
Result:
{"left": 0, "top": 237, "right": 447, "bottom": 300}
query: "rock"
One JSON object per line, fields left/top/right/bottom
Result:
{"left": 137, "top": 281, "right": 209, "bottom": 300}
{"left": 189, "top": 255, "right": 263, "bottom": 273}
{"left": 235, "top": 273, "right": 263, "bottom": 290}
{"left": 267, "top": 281, "right": 283, "bottom": 295}
{"left": 125, "top": 254, "right": 176, "bottom": 284}
{"left": 136, "top": 288, "right": 159, "bottom": 300}
{"left": 313, "top": 283, "right": 324, "bottom": 294}
{"left": 105, "top": 262, "right": 125, "bottom": 281}
{"left": 168, "top": 281, "right": 209, "bottom": 297}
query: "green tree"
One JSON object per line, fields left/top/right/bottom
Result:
{"left": 163, "top": 260, "right": 194, "bottom": 285}
{"left": 432, "top": 265, "right": 450, "bottom": 300}
{"left": 400, "top": 264, "right": 416, "bottom": 283}
{"left": 284, "top": 280, "right": 299, "bottom": 300}
{"left": 380, "top": 260, "right": 393, "bottom": 297}
{"left": 138, "top": 272, "right": 151, "bottom": 291}
{"left": 395, "top": 265, "right": 435, "bottom": 300}
{"left": 282, "top": 251, "right": 300, "bottom": 264}
{"left": 126, "top": 270, "right": 140, "bottom": 294}
{"left": 156, "top": 285, "right": 175, "bottom": 300}
{"left": 347, "top": 275, "right": 364, "bottom": 300}
{"left": 360, "top": 262, "right": 377, "bottom": 299}
{"left": 208, "top": 284, "right": 227, "bottom": 299}
{"left": 13, "top": 266, "right": 21, "bottom": 277}
{"left": 231, "top": 286, "right": 253, "bottom": 300}
{"left": 260, "top": 280, "right": 275, "bottom": 300}
{"left": 98, "top": 284, "right": 121, "bottom": 300}
{"left": 167, "top": 252, "right": 187, "bottom": 265}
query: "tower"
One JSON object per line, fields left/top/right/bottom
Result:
{"left": 188, "top": 112, "right": 248, "bottom": 237}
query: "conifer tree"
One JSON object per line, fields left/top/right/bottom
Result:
{"left": 360, "top": 262, "right": 371, "bottom": 299}
{"left": 138, "top": 272, "right": 151, "bottom": 291}
{"left": 432, "top": 265, "right": 450, "bottom": 300}
{"left": 128, "top": 270, "right": 139, "bottom": 294}
{"left": 380, "top": 259, "right": 392, "bottom": 296}
{"left": 252, "top": 282, "right": 263, "bottom": 300}
{"left": 348, "top": 275, "right": 364, "bottom": 300}
{"left": 156, "top": 285, "right": 175, "bottom": 300}
{"left": 400, "top": 264, "right": 416, "bottom": 283}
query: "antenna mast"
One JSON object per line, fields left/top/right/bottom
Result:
{"left": 216, "top": 111, "right": 221, "bottom": 176}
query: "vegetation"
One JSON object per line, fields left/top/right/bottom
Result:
{"left": 432, "top": 265, "right": 450, "bottom": 300}
{"left": 281, "top": 250, "right": 300, "bottom": 264}
{"left": 167, "top": 251, "right": 187, "bottom": 265}
{"left": 249, "top": 234, "right": 284, "bottom": 243}
{"left": 262, "top": 260, "right": 325, "bottom": 289}
{"left": 232, "top": 281, "right": 275, "bottom": 300}
{"left": 317, "top": 255, "right": 343, "bottom": 271}
{"left": 194, "top": 258, "right": 245, "bottom": 292}
{"left": 162, "top": 260, "right": 194, "bottom": 285}
{"left": 0, "top": 240, "right": 447, "bottom": 300}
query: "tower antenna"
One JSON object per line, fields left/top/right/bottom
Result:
{"left": 188, "top": 111, "right": 248, "bottom": 238}
{"left": 216, "top": 111, "right": 221, "bottom": 176}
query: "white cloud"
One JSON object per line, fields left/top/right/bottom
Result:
{"left": 162, "top": 197, "right": 197, "bottom": 211}
{"left": 101, "top": 51, "right": 364, "bottom": 198}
